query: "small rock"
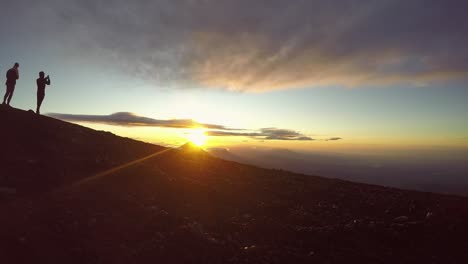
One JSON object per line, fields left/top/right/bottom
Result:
{"left": 160, "top": 209, "right": 169, "bottom": 216}
{"left": 426, "top": 211, "right": 434, "bottom": 219}
{"left": 407, "top": 221, "right": 423, "bottom": 226}
{"left": 0, "top": 187, "right": 17, "bottom": 195}
{"left": 88, "top": 218, "right": 97, "bottom": 226}
{"left": 243, "top": 245, "right": 256, "bottom": 250}
{"left": 71, "top": 247, "right": 83, "bottom": 253}
{"left": 393, "top": 216, "right": 409, "bottom": 223}
{"left": 155, "top": 232, "right": 165, "bottom": 239}
{"left": 391, "top": 223, "right": 406, "bottom": 228}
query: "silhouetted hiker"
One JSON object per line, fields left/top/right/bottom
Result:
{"left": 2, "top": 63, "right": 20, "bottom": 106}
{"left": 36, "top": 71, "right": 51, "bottom": 115}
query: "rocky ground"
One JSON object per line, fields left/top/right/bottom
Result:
{"left": 1, "top": 106, "right": 468, "bottom": 263}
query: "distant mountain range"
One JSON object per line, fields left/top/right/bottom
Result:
{"left": 207, "top": 146, "right": 468, "bottom": 195}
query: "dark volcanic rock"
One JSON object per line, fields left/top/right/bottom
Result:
{"left": 1, "top": 107, "right": 468, "bottom": 264}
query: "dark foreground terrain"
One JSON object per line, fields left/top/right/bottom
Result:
{"left": 1, "top": 106, "right": 468, "bottom": 263}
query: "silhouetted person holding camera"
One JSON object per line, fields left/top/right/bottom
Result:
{"left": 36, "top": 71, "right": 51, "bottom": 114}
{"left": 3, "top": 63, "right": 20, "bottom": 106}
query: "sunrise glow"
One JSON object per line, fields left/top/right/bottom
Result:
{"left": 187, "top": 129, "right": 207, "bottom": 147}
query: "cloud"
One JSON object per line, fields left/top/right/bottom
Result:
{"left": 8, "top": 0, "right": 466, "bottom": 91}
{"left": 49, "top": 112, "right": 331, "bottom": 141}
{"left": 326, "top": 137, "right": 343, "bottom": 141}
{"left": 207, "top": 128, "right": 315, "bottom": 141}
{"left": 47, "top": 112, "right": 234, "bottom": 130}
{"left": 260, "top": 128, "right": 314, "bottom": 141}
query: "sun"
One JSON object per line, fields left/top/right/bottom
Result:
{"left": 187, "top": 129, "right": 207, "bottom": 147}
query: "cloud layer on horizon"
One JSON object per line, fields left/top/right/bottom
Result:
{"left": 4, "top": 0, "right": 468, "bottom": 92}
{"left": 206, "top": 128, "right": 315, "bottom": 141}
{"left": 48, "top": 112, "right": 232, "bottom": 130}
{"left": 48, "top": 112, "right": 337, "bottom": 141}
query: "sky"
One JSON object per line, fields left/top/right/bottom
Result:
{"left": 1, "top": 0, "right": 467, "bottom": 154}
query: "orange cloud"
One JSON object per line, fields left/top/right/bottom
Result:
{"left": 17, "top": 0, "right": 468, "bottom": 92}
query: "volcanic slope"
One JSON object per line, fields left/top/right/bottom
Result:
{"left": 1, "top": 106, "right": 467, "bottom": 263}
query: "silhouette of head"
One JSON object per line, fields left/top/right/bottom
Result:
{"left": 39, "top": 71, "right": 45, "bottom": 78}
{"left": 14, "top": 63, "right": 19, "bottom": 69}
